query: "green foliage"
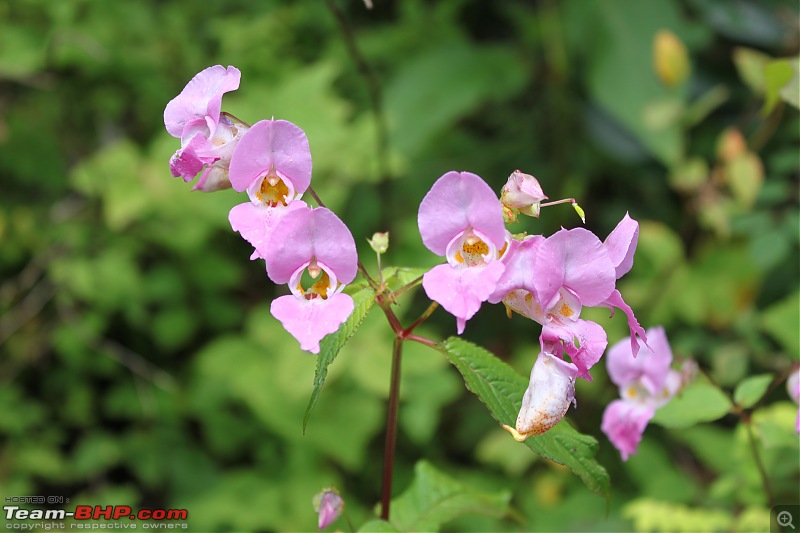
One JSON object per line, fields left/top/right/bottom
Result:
{"left": 387, "top": 461, "right": 511, "bottom": 532}
{"left": 1, "top": 0, "right": 798, "bottom": 530}
{"left": 442, "top": 337, "right": 610, "bottom": 498}
{"left": 304, "top": 283, "right": 376, "bottom": 431}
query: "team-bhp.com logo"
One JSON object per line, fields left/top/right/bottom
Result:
{"left": 4, "top": 505, "right": 188, "bottom": 529}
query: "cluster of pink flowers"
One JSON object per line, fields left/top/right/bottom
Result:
{"left": 164, "top": 66, "right": 691, "bottom": 461}
{"left": 164, "top": 66, "right": 358, "bottom": 354}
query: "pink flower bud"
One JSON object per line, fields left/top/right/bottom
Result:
{"left": 500, "top": 170, "right": 548, "bottom": 218}
{"left": 313, "top": 488, "right": 343, "bottom": 530}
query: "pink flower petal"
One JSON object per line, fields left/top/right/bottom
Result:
{"left": 270, "top": 293, "right": 354, "bottom": 354}
{"left": 422, "top": 261, "right": 505, "bottom": 334}
{"left": 193, "top": 166, "right": 232, "bottom": 192}
{"left": 229, "top": 201, "right": 308, "bottom": 260}
{"left": 265, "top": 207, "right": 357, "bottom": 286}
{"left": 541, "top": 319, "right": 608, "bottom": 380}
{"left": 602, "top": 289, "right": 648, "bottom": 358}
{"left": 534, "top": 228, "right": 616, "bottom": 310}
{"left": 418, "top": 171, "right": 506, "bottom": 256}
{"left": 604, "top": 213, "right": 639, "bottom": 279}
{"left": 488, "top": 235, "right": 545, "bottom": 303}
{"left": 228, "top": 119, "right": 312, "bottom": 193}
{"left": 164, "top": 65, "right": 241, "bottom": 137}
{"left": 601, "top": 399, "right": 655, "bottom": 461}
{"left": 607, "top": 326, "right": 672, "bottom": 394}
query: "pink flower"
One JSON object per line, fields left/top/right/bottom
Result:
{"left": 500, "top": 170, "right": 548, "bottom": 219}
{"left": 602, "top": 326, "right": 684, "bottom": 460}
{"left": 265, "top": 207, "right": 357, "bottom": 354}
{"left": 312, "top": 488, "right": 344, "bottom": 530}
{"left": 228, "top": 119, "right": 313, "bottom": 260}
{"left": 164, "top": 65, "right": 246, "bottom": 186}
{"left": 787, "top": 368, "right": 800, "bottom": 433}
{"left": 503, "top": 351, "right": 579, "bottom": 441}
{"left": 418, "top": 171, "right": 507, "bottom": 334}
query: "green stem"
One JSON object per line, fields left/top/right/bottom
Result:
{"left": 745, "top": 420, "right": 775, "bottom": 509}
{"left": 403, "top": 302, "right": 438, "bottom": 336}
{"left": 380, "top": 337, "right": 403, "bottom": 521}
{"left": 392, "top": 274, "right": 424, "bottom": 300}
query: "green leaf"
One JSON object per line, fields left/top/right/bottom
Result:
{"left": 303, "top": 285, "right": 376, "bottom": 431}
{"left": 733, "top": 374, "right": 773, "bottom": 409}
{"left": 732, "top": 47, "right": 770, "bottom": 95}
{"left": 359, "top": 520, "right": 400, "bottom": 533}
{"left": 389, "top": 461, "right": 510, "bottom": 532}
{"left": 442, "top": 337, "right": 610, "bottom": 498}
{"left": 762, "top": 58, "right": 798, "bottom": 116}
{"left": 760, "top": 291, "right": 800, "bottom": 357}
{"left": 652, "top": 381, "right": 732, "bottom": 428}
{"left": 382, "top": 266, "right": 428, "bottom": 292}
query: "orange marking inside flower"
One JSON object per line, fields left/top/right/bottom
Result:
{"left": 627, "top": 386, "right": 638, "bottom": 398}
{"left": 454, "top": 251, "right": 464, "bottom": 263}
{"left": 462, "top": 240, "right": 489, "bottom": 256}
{"left": 560, "top": 303, "right": 574, "bottom": 317}
{"left": 256, "top": 175, "right": 289, "bottom": 207}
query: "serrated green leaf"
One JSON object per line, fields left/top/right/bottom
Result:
{"left": 389, "top": 460, "right": 510, "bottom": 532}
{"left": 382, "top": 266, "right": 428, "bottom": 292}
{"left": 652, "top": 381, "right": 732, "bottom": 428}
{"left": 303, "top": 285, "right": 376, "bottom": 432}
{"left": 733, "top": 374, "right": 773, "bottom": 409}
{"left": 442, "top": 337, "right": 610, "bottom": 498}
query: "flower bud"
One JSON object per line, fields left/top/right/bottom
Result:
{"left": 367, "top": 232, "right": 390, "bottom": 254}
{"left": 503, "top": 352, "right": 578, "bottom": 441}
{"left": 500, "top": 170, "right": 548, "bottom": 219}
{"left": 312, "top": 487, "right": 343, "bottom": 530}
{"left": 653, "top": 30, "right": 690, "bottom": 88}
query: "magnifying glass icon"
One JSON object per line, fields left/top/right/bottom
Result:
{"left": 778, "top": 511, "right": 795, "bottom": 530}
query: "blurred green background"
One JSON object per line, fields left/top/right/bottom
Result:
{"left": 1, "top": 0, "right": 798, "bottom": 531}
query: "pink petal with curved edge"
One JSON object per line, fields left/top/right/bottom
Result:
{"left": 170, "top": 130, "right": 218, "bottom": 181}
{"left": 604, "top": 213, "right": 639, "bottom": 279}
{"left": 514, "top": 352, "right": 578, "bottom": 439}
{"left": 607, "top": 326, "right": 672, "bottom": 393}
{"left": 418, "top": 171, "right": 506, "bottom": 256}
{"left": 422, "top": 261, "right": 505, "bottom": 334}
{"left": 488, "top": 235, "right": 545, "bottom": 303}
{"left": 265, "top": 207, "right": 357, "bottom": 285}
{"left": 315, "top": 490, "right": 344, "bottom": 529}
{"left": 541, "top": 319, "right": 607, "bottom": 380}
{"left": 602, "top": 289, "right": 648, "bottom": 358}
{"left": 164, "top": 65, "right": 241, "bottom": 137}
{"left": 270, "top": 293, "right": 354, "bottom": 354}
{"left": 229, "top": 201, "right": 308, "bottom": 260}
{"left": 228, "top": 119, "right": 312, "bottom": 193}
{"left": 601, "top": 399, "right": 655, "bottom": 461}
{"left": 534, "top": 228, "right": 616, "bottom": 310}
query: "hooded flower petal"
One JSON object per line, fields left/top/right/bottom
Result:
{"left": 533, "top": 228, "right": 617, "bottom": 310}
{"left": 193, "top": 166, "right": 233, "bottom": 192}
{"left": 164, "top": 65, "right": 241, "bottom": 137}
{"left": 418, "top": 171, "right": 506, "bottom": 255}
{"left": 601, "top": 399, "right": 655, "bottom": 461}
{"left": 228, "top": 119, "right": 312, "bottom": 194}
{"left": 265, "top": 207, "right": 357, "bottom": 286}
{"left": 504, "top": 352, "right": 578, "bottom": 441}
{"left": 229, "top": 200, "right": 308, "bottom": 260}
{"left": 604, "top": 213, "right": 639, "bottom": 279}
{"left": 788, "top": 368, "right": 800, "bottom": 433}
{"left": 422, "top": 262, "right": 505, "bottom": 334}
{"left": 271, "top": 293, "right": 354, "bottom": 354}
{"left": 607, "top": 326, "right": 672, "bottom": 395}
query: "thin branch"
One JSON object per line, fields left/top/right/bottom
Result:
{"left": 0, "top": 280, "right": 55, "bottom": 347}
{"left": 403, "top": 301, "right": 438, "bottom": 336}
{"left": 324, "top": 0, "right": 390, "bottom": 181}
{"left": 392, "top": 274, "right": 424, "bottom": 300}
{"left": 745, "top": 421, "right": 775, "bottom": 509}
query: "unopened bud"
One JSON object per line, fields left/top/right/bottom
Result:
{"left": 572, "top": 202, "right": 586, "bottom": 224}
{"left": 313, "top": 487, "right": 343, "bottom": 530}
{"left": 367, "top": 232, "right": 389, "bottom": 254}
{"left": 716, "top": 128, "right": 747, "bottom": 162}
{"left": 654, "top": 30, "right": 690, "bottom": 88}
{"left": 500, "top": 170, "right": 548, "bottom": 218}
